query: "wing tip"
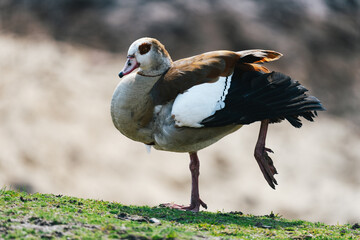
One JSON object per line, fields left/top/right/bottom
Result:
{"left": 237, "top": 49, "right": 283, "bottom": 64}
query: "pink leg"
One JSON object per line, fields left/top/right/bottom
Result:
{"left": 254, "top": 120, "right": 278, "bottom": 189}
{"left": 160, "top": 152, "right": 207, "bottom": 212}
{"left": 185, "top": 152, "right": 207, "bottom": 211}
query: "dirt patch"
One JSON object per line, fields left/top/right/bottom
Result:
{"left": 116, "top": 213, "right": 161, "bottom": 225}
{"left": 352, "top": 223, "right": 360, "bottom": 230}
{"left": 8, "top": 216, "right": 100, "bottom": 238}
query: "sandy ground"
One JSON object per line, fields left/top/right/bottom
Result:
{"left": 0, "top": 34, "right": 359, "bottom": 224}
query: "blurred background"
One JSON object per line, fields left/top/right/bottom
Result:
{"left": 0, "top": 0, "right": 359, "bottom": 224}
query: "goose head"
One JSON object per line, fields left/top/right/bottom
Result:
{"left": 119, "top": 37, "right": 172, "bottom": 78}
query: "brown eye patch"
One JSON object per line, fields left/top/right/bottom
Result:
{"left": 139, "top": 43, "right": 151, "bottom": 55}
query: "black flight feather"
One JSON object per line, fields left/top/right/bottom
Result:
{"left": 201, "top": 68, "right": 325, "bottom": 128}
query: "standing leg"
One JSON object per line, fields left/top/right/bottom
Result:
{"left": 159, "top": 152, "right": 207, "bottom": 212}
{"left": 185, "top": 152, "right": 207, "bottom": 212}
{"left": 254, "top": 120, "right": 278, "bottom": 189}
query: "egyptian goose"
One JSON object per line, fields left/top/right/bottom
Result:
{"left": 111, "top": 37, "right": 324, "bottom": 212}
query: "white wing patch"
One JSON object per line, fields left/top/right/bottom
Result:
{"left": 171, "top": 74, "right": 232, "bottom": 128}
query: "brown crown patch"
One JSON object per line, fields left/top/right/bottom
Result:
{"left": 139, "top": 42, "right": 151, "bottom": 55}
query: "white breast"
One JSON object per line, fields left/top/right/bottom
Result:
{"left": 171, "top": 74, "right": 232, "bottom": 128}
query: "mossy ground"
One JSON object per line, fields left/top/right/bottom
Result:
{"left": 0, "top": 189, "right": 359, "bottom": 239}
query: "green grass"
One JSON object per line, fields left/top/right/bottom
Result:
{"left": 0, "top": 189, "right": 359, "bottom": 239}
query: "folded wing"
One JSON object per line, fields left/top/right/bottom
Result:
{"left": 150, "top": 50, "right": 281, "bottom": 106}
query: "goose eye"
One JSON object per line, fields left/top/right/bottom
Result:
{"left": 139, "top": 43, "right": 151, "bottom": 55}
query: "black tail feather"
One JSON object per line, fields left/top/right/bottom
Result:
{"left": 201, "top": 70, "right": 325, "bottom": 128}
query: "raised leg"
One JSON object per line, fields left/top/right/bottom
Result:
{"left": 254, "top": 119, "right": 278, "bottom": 189}
{"left": 160, "top": 152, "right": 207, "bottom": 212}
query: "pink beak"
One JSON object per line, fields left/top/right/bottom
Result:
{"left": 118, "top": 56, "right": 140, "bottom": 78}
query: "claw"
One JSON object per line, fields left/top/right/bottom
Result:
{"left": 265, "top": 147, "right": 274, "bottom": 153}
{"left": 199, "top": 199, "right": 208, "bottom": 209}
